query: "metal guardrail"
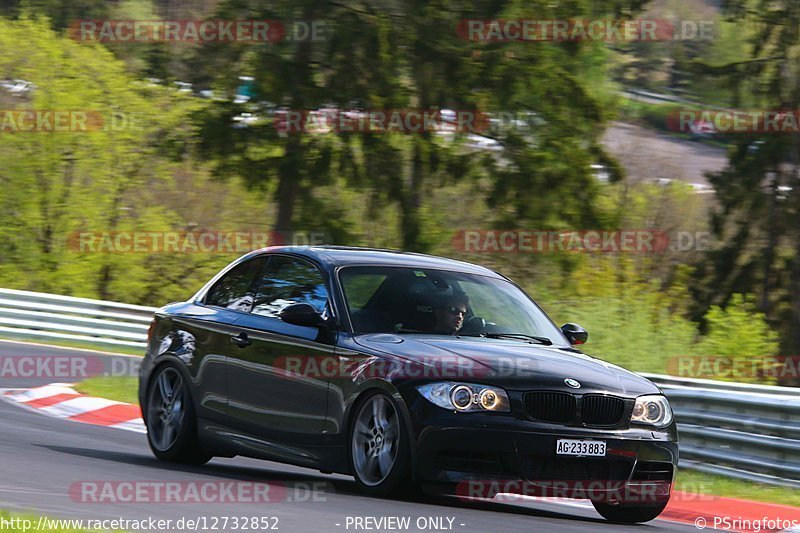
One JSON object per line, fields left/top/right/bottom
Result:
{"left": 0, "top": 288, "right": 156, "bottom": 349}
{"left": 643, "top": 373, "right": 800, "bottom": 488}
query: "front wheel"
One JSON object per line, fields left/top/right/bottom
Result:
{"left": 591, "top": 500, "right": 669, "bottom": 523}
{"left": 144, "top": 364, "right": 211, "bottom": 465}
{"left": 350, "top": 391, "right": 413, "bottom": 496}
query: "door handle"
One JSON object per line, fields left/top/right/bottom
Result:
{"left": 230, "top": 332, "right": 251, "bottom": 348}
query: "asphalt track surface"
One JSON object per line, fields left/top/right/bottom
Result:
{"left": 0, "top": 340, "right": 699, "bottom": 533}
{"left": 602, "top": 122, "right": 727, "bottom": 186}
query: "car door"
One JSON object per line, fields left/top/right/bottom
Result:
{"left": 226, "top": 254, "right": 336, "bottom": 446}
{"left": 181, "top": 255, "right": 267, "bottom": 421}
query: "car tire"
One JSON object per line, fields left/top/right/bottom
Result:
{"left": 349, "top": 390, "right": 414, "bottom": 496}
{"left": 144, "top": 363, "right": 212, "bottom": 465}
{"left": 591, "top": 500, "right": 669, "bottom": 523}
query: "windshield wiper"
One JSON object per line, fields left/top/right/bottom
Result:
{"left": 393, "top": 327, "right": 430, "bottom": 334}
{"left": 462, "top": 332, "right": 553, "bottom": 345}
{"left": 392, "top": 326, "right": 454, "bottom": 335}
{"left": 389, "top": 325, "right": 549, "bottom": 343}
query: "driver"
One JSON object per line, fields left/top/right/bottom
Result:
{"left": 432, "top": 292, "right": 469, "bottom": 334}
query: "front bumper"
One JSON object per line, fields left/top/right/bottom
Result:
{"left": 406, "top": 393, "right": 678, "bottom": 504}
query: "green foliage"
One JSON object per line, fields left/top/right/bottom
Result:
{"left": 193, "top": 0, "right": 651, "bottom": 250}
{"left": 692, "top": 293, "right": 780, "bottom": 382}
{"left": 675, "top": 470, "right": 800, "bottom": 507}
{"left": 541, "top": 259, "right": 697, "bottom": 375}
{"left": 618, "top": 97, "right": 683, "bottom": 131}
{"left": 608, "top": 0, "right": 721, "bottom": 93}
{"left": 0, "top": 16, "right": 265, "bottom": 305}
{"left": 0, "top": 3, "right": 792, "bottom": 386}
{"left": 696, "top": 294, "right": 779, "bottom": 357}
{"left": 690, "top": 0, "right": 800, "bottom": 359}
{"left": 1, "top": 0, "right": 110, "bottom": 29}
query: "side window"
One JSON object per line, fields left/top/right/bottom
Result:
{"left": 204, "top": 257, "right": 267, "bottom": 312}
{"left": 341, "top": 273, "right": 388, "bottom": 311}
{"left": 252, "top": 256, "right": 329, "bottom": 318}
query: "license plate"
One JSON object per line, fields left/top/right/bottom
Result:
{"left": 556, "top": 439, "right": 606, "bottom": 456}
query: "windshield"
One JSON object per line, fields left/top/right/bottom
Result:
{"left": 338, "top": 266, "right": 569, "bottom": 346}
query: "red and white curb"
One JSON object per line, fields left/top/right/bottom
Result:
{"left": 500, "top": 494, "right": 800, "bottom": 532}
{"left": 2, "top": 383, "right": 145, "bottom": 433}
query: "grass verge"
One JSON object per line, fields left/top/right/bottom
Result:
{"left": 675, "top": 469, "right": 800, "bottom": 507}
{"left": 616, "top": 95, "right": 731, "bottom": 148}
{"left": 0, "top": 335, "right": 144, "bottom": 357}
{"left": 74, "top": 375, "right": 139, "bottom": 404}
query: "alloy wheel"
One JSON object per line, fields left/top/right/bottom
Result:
{"left": 351, "top": 394, "right": 401, "bottom": 486}
{"left": 146, "top": 367, "right": 185, "bottom": 452}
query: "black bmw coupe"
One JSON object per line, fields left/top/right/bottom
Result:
{"left": 139, "top": 246, "right": 678, "bottom": 523}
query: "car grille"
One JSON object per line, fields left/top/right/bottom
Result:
{"left": 581, "top": 395, "right": 626, "bottom": 426}
{"left": 631, "top": 461, "right": 674, "bottom": 482}
{"left": 434, "top": 450, "right": 510, "bottom": 475}
{"left": 522, "top": 458, "right": 632, "bottom": 481}
{"left": 523, "top": 392, "right": 627, "bottom": 427}
{"left": 524, "top": 392, "right": 576, "bottom": 423}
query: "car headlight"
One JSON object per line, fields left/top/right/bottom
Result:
{"left": 416, "top": 382, "right": 510, "bottom": 412}
{"left": 631, "top": 395, "right": 673, "bottom": 427}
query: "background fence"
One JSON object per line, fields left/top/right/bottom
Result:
{"left": 0, "top": 288, "right": 156, "bottom": 350}
{"left": 643, "top": 373, "right": 800, "bottom": 488}
{"left": 0, "top": 288, "right": 798, "bottom": 487}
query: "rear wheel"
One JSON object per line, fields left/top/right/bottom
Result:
{"left": 350, "top": 391, "right": 413, "bottom": 496}
{"left": 144, "top": 364, "right": 211, "bottom": 465}
{"left": 591, "top": 500, "right": 668, "bottom": 523}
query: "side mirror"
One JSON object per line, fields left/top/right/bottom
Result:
{"left": 561, "top": 323, "right": 588, "bottom": 345}
{"left": 279, "top": 303, "right": 324, "bottom": 328}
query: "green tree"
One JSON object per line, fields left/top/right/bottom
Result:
{"left": 690, "top": 0, "right": 800, "bottom": 358}
{"left": 693, "top": 294, "right": 781, "bottom": 383}
{"left": 194, "top": 0, "right": 648, "bottom": 251}
{"left": 0, "top": 0, "right": 110, "bottom": 29}
{"left": 0, "top": 16, "right": 212, "bottom": 303}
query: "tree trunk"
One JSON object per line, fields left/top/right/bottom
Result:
{"left": 272, "top": 6, "right": 313, "bottom": 234}
{"left": 274, "top": 145, "right": 300, "bottom": 233}
{"left": 400, "top": 138, "right": 425, "bottom": 252}
{"left": 760, "top": 174, "right": 778, "bottom": 310}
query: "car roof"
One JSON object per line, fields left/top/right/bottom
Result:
{"left": 250, "top": 245, "right": 505, "bottom": 279}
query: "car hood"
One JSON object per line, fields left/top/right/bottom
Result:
{"left": 353, "top": 334, "right": 659, "bottom": 397}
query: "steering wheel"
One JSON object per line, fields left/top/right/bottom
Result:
{"left": 459, "top": 316, "right": 486, "bottom": 335}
